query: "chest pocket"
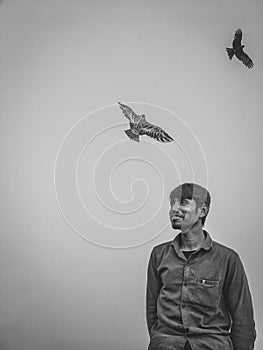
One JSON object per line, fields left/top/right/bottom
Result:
{"left": 188, "top": 278, "right": 220, "bottom": 310}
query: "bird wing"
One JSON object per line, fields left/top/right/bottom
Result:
{"left": 233, "top": 28, "right": 242, "bottom": 49}
{"left": 139, "top": 120, "right": 174, "bottom": 143}
{"left": 236, "top": 49, "right": 254, "bottom": 68}
{"left": 118, "top": 102, "right": 140, "bottom": 124}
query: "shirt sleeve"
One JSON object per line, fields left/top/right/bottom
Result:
{"left": 146, "top": 247, "right": 162, "bottom": 336}
{"left": 223, "top": 252, "right": 256, "bottom": 350}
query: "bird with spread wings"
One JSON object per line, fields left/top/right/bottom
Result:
{"left": 118, "top": 102, "right": 174, "bottom": 143}
{"left": 226, "top": 29, "right": 254, "bottom": 69}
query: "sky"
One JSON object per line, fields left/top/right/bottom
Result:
{"left": 0, "top": 1, "right": 263, "bottom": 349}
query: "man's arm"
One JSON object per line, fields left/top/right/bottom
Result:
{"left": 146, "top": 248, "right": 162, "bottom": 336}
{"left": 224, "top": 252, "right": 256, "bottom": 350}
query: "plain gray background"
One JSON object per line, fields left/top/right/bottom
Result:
{"left": 0, "top": 0, "right": 262, "bottom": 349}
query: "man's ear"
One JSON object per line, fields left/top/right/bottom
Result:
{"left": 199, "top": 204, "right": 209, "bottom": 218}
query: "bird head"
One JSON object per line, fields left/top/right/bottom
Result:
{"left": 141, "top": 114, "right": 146, "bottom": 119}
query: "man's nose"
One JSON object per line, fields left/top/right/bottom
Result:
{"left": 171, "top": 203, "right": 181, "bottom": 213}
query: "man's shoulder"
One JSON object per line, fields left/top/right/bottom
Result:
{"left": 151, "top": 240, "right": 173, "bottom": 253}
{"left": 212, "top": 239, "right": 239, "bottom": 258}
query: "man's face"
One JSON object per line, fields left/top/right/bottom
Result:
{"left": 169, "top": 197, "right": 202, "bottom": 232}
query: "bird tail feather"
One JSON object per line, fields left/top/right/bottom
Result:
{"left": 161, "top": 131, "right": 174, "bottom": 143}
{"left": 226, "top": 47, "right": 234, "bottom": 60}
{"left": 124, "top": 129, "right": 140, "bottom": 142}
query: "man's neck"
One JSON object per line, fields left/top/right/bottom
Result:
{"left": 180, "top": 225, "right": 205, "bottom": 251}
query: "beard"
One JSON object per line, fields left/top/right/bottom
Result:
{"left": 171, "top": 219, "right": 182, "bottom": 230}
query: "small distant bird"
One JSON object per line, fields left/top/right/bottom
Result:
{"left": 226, "top": 29, "right": 254, "bottom": 68}
{"left": 118, "top": 102, "right": 174, "bottom": 143}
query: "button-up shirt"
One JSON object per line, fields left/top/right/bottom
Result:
{"left": 146, "top": 231, "right": 256, "bottom": 350}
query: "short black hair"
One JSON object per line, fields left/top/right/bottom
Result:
{"left": 169, "top": 183, "right": 211, "bottom": 225}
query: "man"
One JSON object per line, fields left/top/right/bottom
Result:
{"left": 146, "top": 183, "right": 256, "bottom": 350}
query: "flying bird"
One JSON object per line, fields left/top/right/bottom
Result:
{"left": 226, "top": 29, "right": 254, "bottom": 68}
{"left": 118, "top": 102, "right": 174, "bottom": 143}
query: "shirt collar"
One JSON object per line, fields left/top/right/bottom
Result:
{"left": 171, "top": 230, "right": 213, "bottom": 257}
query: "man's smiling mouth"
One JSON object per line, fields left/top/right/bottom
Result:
{"left": 171, "top": 215, "right": 184, "bottom": 221}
